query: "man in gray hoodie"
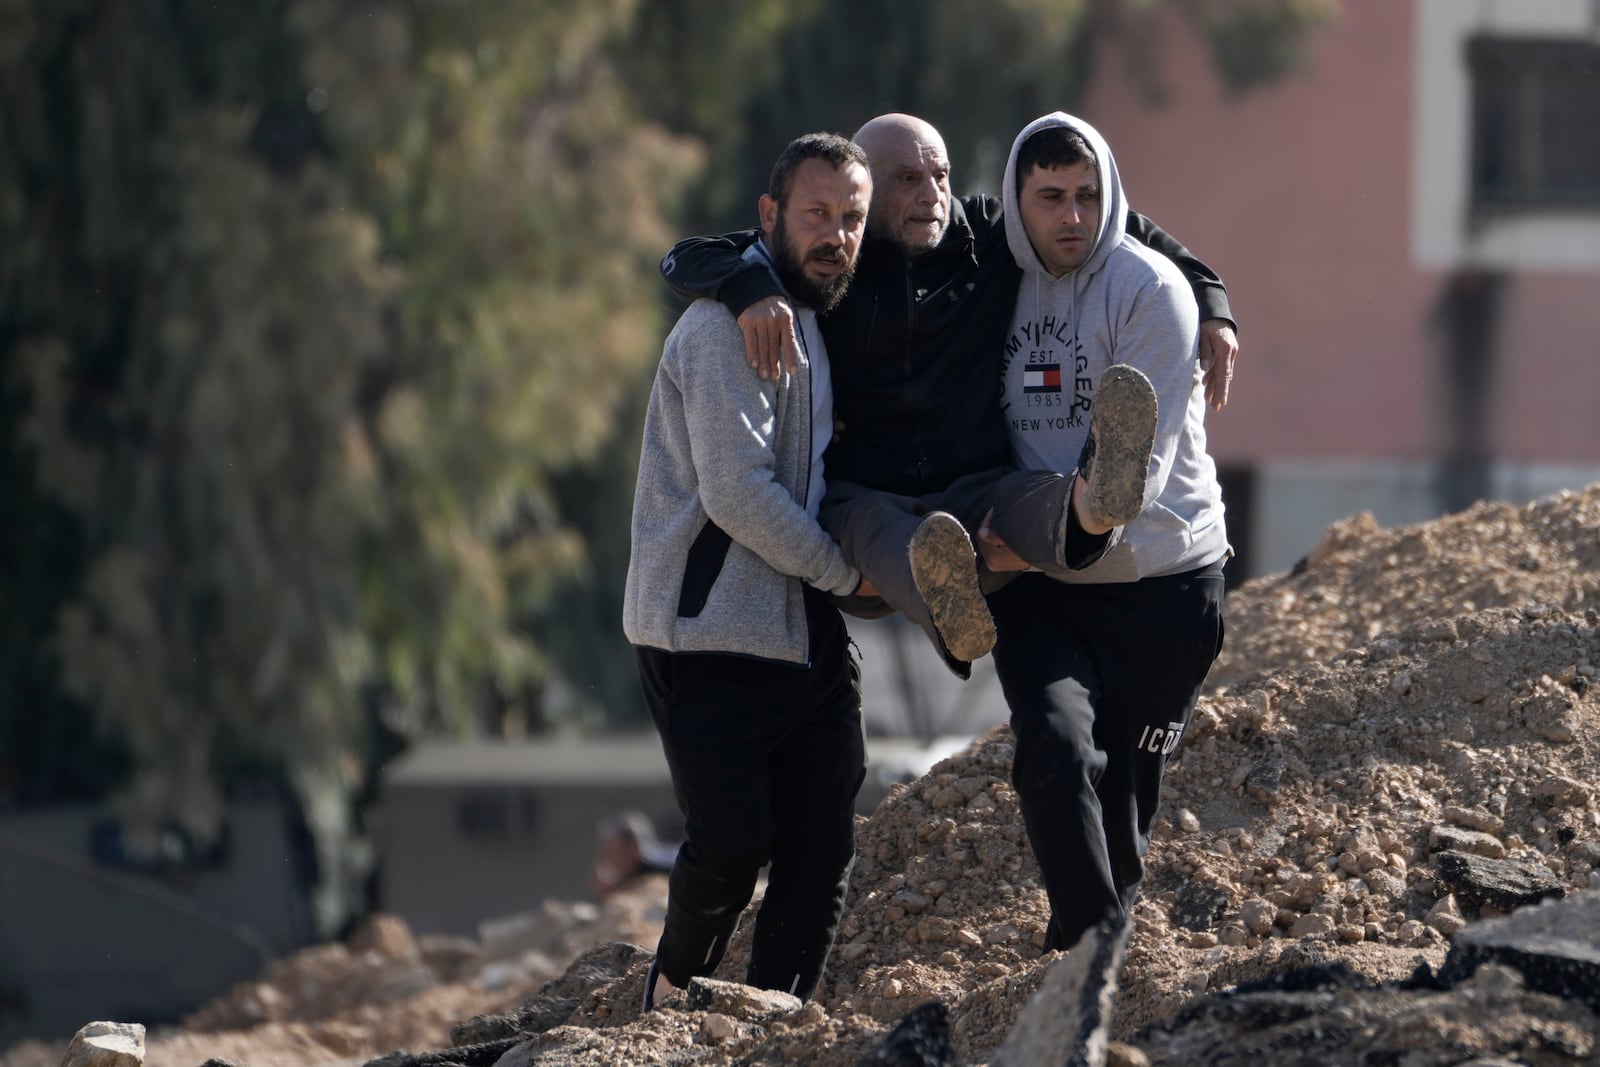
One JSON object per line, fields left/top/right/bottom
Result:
{"left": 623, "top": 132, "right": 874, "bottom": 1009}
{"left": 978, "top": 112, "right": 1230, "bottom": 953}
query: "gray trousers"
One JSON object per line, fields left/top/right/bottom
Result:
{"left": 821, "top": 466, "right": 1096, "bottom": 673}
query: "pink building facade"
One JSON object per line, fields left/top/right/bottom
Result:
{"left": 1076, "top": 0, "right": 1600, "bottom": 575}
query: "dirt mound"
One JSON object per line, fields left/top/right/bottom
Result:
{"left": 7, "top": 486, "right": 1598, "bottom": 1067}
{"left": 1209, "top": 487, "right": 1600, "bottom": 689}
{"left": 380, "top": 599, "right": 1599, "bottom": 1065}
{"left": 763, "top": 598, "right": 1596, "bottom": 1061}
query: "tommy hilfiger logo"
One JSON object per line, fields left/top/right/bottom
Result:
{"left": 1023, "top": 364, "right": 1061, "bottom": 393}
{"left": 1137, "top": 721, "right": 1186, "bottom": 755}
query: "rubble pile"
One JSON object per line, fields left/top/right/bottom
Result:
{"left": 1209, "top": 488, "right": 1600, "bottom": 689}
{"left": 5, "top": 485, "right": 1600, "bottom": 1067}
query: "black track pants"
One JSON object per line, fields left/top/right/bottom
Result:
{"left": 636, "top": 588, "right": 864, "bottom": 999}
{"left": 988, "top": 560, "right": 1225, "bottom": 952}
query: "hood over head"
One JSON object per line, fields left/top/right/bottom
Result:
{"left": 1002, "top": 112, "right": 1129, "bottom": 283}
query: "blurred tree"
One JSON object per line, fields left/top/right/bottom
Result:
{"left": 515, "top": 0, "right": 814, "bottom": 724}
{"left": 689, "top": 0, "right": 1336, "bottom": 225}
{"left": 614, "top": 0, "right": 822, "bottom": 231}
{"left": 0, "top": 0, "right": 789, "bottom": 932}
{"left": 2, "top": 0, "right": 429, "bottom": 931}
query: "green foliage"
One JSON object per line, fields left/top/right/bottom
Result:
{"left": 696, "top": 0, "right": 1100, "bottom": 221}
{"left": 689, "top": 0, "right": 1339, "bottom": 222}
{"left": 286, "top": 0, "right": 705, "bottom": 738}
{"left": 0, "top": 0, "right": 715, "bottom": 930}
{"left": 613, "top": 0, "right": 821, "bottom": 227}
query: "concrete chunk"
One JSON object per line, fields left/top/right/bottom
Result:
{"left": 990, "top": 916, "right": 1131, "bottom": 1067}
{"left": 1437, "top": 890, "right": 1600, "bottom": 1013}
{"left": 1433, "top": 850, "right": 1565, "bottom": 911}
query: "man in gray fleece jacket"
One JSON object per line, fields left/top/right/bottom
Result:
{"left": 623, "top": 133, "right": 873, "bottom": 1008}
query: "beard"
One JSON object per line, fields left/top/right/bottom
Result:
{"left": 770, "top": 212, "right": 856, "bottom": 315}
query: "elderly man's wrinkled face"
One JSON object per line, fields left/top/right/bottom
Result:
{"left": 870, "top": 135, "right": 952, "bottom": 254}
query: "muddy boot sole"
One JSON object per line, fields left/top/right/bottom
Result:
{"left": 908, "top": 511, "right": 996, "bottom": 663}
{"left": 1079, "top": 364, "right": 1158, "bottom": 528}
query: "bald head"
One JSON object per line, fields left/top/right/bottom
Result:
{"left": 853, "top": 113, "right": 946, "bottom": 161}
{"left": 852, "top": 113, "right": 953, "bottom": 254}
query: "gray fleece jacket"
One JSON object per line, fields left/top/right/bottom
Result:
{"left": 998, "top": 111, "right": 1228, "bottom": 582}
{"left": 623, "top": 242, "right": 860, "bottom": 665}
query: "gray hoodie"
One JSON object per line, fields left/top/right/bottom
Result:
{"left": 623, "top": 242, "right": 859, "bottom": 665}
{"left": 999, "top": 112, "right": 1228, "bottom": 583}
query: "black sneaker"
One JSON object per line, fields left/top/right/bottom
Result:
{"left": 642, "top": 958, "right": 662, "bottom": 1013}
{"left": 908, "top": 511, "right": 996, "bottom": 663}
{"left": 1076, "top": 364, "right": 1157, "bottom": 529}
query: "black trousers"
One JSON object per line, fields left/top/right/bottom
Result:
{"left": 635, "top": 587, "right": 864, "bottom": 1000}
{"left": 988, "top": 559, "right": 1226, "bottom": 952}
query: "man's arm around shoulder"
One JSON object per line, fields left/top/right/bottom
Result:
{"left": 663, "top": 234, "right": 799, "bottom": 382}
{"left": 661, "top": 230, "right": 780, "bottom": 313}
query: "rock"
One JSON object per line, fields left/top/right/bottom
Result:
{"left": 989, "top": 916, "right": 1130, "bottom": 1067}
{"left": 418, "top": 935, "right": 489, "bottom": 983}
{"left": 1170, "top": 882, "right": 1231, "bottom": 932}
{"left": 348, "top": 913, "right": 420, "bottom": 961}
{"left": 1243, "top": 761, "right": 1286, "bottom": 805}
{"left": 1425, "top": 895, "right": 1467, "bottom": 936}
{"left": 1238, "top": 899, "right": 1275, "bottom": 936}
{"left": 1288, "top": 913, "right": 1335, "bottom": 940}
{"left": 88, "top": 489, "right": 1600, "bottom": 1067}
{"left": 684, "top": 977, "right": 802, "bottom": 1018}
{"left": 489, "top": 1029, "right": 608, "bottom": 1067}
{"left": 1104, "top": 1043, "right": 1150, "bottom": 1067}
{"left": 365, "top": 1038, "right": 520, "bottom": 1067}
{"left": 450, "top": 941, "right": 648, "bottom": 1045}
{"left": 62, "top": 1023, "right": 145, "bottom": 1067}
{"left": 1433, "top": 850, "right": 1566, "bottom": 912}
{"left": 1444, "top": 805, "right": 1505, "bottom": 834}
{"left": 1136, "top": 943, "right": 1589, "bottom": 1066}
{"left": 1533, "top": 775, "right": 1593, "bottom": 808}
{"left": 1428, "top": 825, "right": 1506, "bottom": 858}
{"left": 858, "top": 1001, "right": 955, "bottom": 1066}
{"left": 1359, "top": 867, "right": 1409, "bottom": 904}
{"left": 476, "top": 904, "right": 586, "bottom": 961}
{"left": 375, "top": 963, "right": 437, "bottom": 1001}
{"left": 699, "top": 1013, "right": 743, "bottom": 1043}
{"left": 1436, "top": 891, "right": 1600, "bottom": 1013}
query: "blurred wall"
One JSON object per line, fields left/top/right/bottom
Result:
{"left": 0, "top": 801, "right": 306, "bottom": 1044}
{"left": 1077, "top": 0, "right": 1600, "bottom": 574}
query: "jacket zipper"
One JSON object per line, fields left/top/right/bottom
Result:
{"left": 905, "top": 261, "right": 923, "bottom": 486}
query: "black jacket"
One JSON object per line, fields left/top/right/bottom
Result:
{"left": 661, "top": 194, "right": 1233, "bottom": 498}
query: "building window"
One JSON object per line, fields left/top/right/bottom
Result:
{"left": 1469, "top": 36, "right": 1600, "bottom": 215}
{"left": 456, "top": 788, "right": 539, "bottom": 840}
